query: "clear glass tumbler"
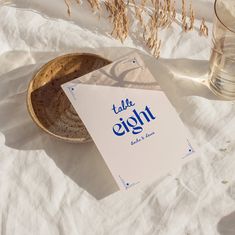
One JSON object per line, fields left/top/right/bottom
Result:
{"left": 209, "top": 0, "right": 235, "bottom": 100}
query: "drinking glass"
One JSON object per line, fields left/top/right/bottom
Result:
{"left": 209, "top": 0, "right": 235, "bottom": 100}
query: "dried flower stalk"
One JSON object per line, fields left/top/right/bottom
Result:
{"left": 129, "top": 0, "right": 145, "bottom": 26}
{"left": 87, "top": 0, "right": 100, "bottom": 11}
{"left": 64, "top": 0, "right": 72, "bottom": 16}
{"left": 181, "top": 0, "right": 188, "bottom": 31}
{"left": 181, "top": 0, "right": 195, "bottom": 32}
{"left": 199, "top": 18, "right": 208, "bottom": 37}
{"left": 171, "top": 0, "right": 176, "bottom": 20}
{"left": 64, "top": 0, "right": 208, "bottom": 58}
{"left": 105, "top": 0, "right": 129, "bottom": 43}
{"left": 143, "top": 0, "right": 162, "bottom": 57}
{"left": 189, "top": 1, "right": 194, "bottom": 30}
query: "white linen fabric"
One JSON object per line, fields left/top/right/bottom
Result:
{"left": 0, "top": 0, "right": 235, "bottom": 234}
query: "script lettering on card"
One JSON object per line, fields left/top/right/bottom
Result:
{"left": 112, "top": 98, "right": 156, "bottom": 137}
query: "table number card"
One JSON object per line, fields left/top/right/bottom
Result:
{"left": 62, "top": 53, "right": 198, "bottom": 191}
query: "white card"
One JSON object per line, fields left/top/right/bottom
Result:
{"left": 62, "top": 53, "right": 197, "bottom": 190}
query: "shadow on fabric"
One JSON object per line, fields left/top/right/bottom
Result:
{"left": 0, "top": 47, "right": 224, "bottom": 199}
{"left": 217, "top": 211, "right": 235, "bottom": 235}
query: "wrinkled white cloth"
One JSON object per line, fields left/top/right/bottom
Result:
{"left": 0, "top": 0, "right": 235, "bottom": 234}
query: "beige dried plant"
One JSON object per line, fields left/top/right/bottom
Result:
{"left": 87, "top": 0, "right": 100, "bottom": 11}
{"left": 105, "top": 0, "right": 129, "bottom": 42}
{"left": 189, "top": 1, "right": 194, "bottom": 30}
{"left": 199, "top": 18, "right": 209, "bottom": 37}
{"left": 64, "top": 0, "right": 72, "bottom": 16}
{"left": 64, "top": 0, "right": 207, "bottom": 57}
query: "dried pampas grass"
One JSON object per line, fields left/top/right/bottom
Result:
{"left": 199, "top": 18, "right": 208, "bottom": 37}
{"left": 64, "top": 0, "right": 72, "bottom": 16}
{"left": 87, "top": 0, "right": 100, "bottom": 11}
{"left": 64, "top": 0, "right": 208, "bottom": 57}
{"left": 105, "top": 0, "right": 129, "bottom": 42}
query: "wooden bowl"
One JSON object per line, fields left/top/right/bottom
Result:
{"left": 27, "top": 53, "right": 111, "bottom": 143}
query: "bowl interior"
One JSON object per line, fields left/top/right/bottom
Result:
{"left": 27, "top": 53, "right": 111, "bottom": 143}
